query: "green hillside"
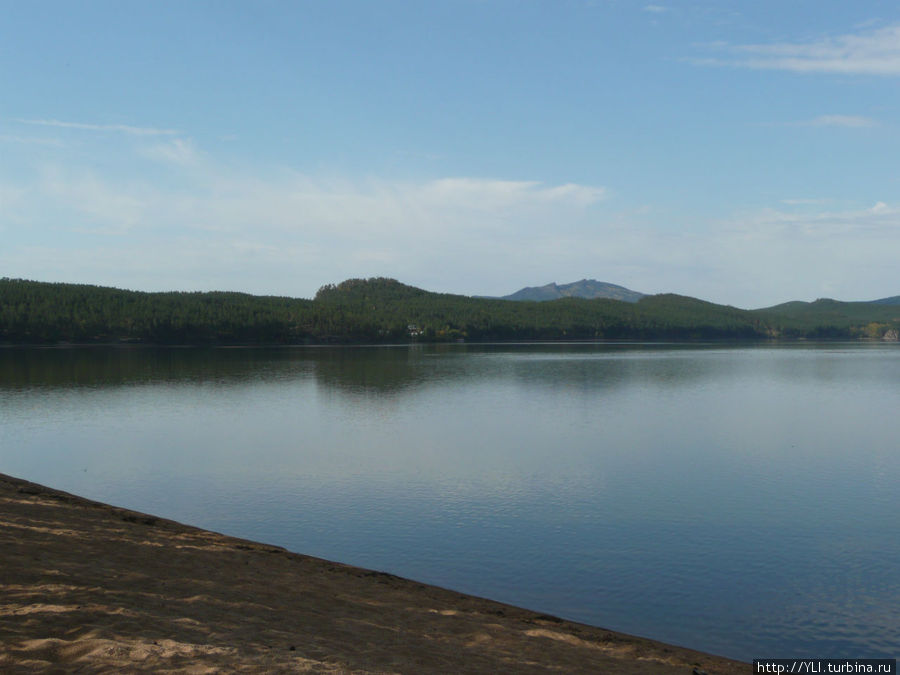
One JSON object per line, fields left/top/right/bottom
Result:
{"left": 0, "top": 279, "right": 314, "bottom": 345}
{"left": 752, "top": 298, "right": 900, "bottom": 339}
{"left": 2, "top": 277, "right": 899, "bottom": 345}
{"left": 868, "top": 295, "right": 900, "bottom": 305}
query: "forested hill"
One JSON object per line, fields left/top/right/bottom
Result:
{"left": 2, "top": 277, "right": 899, "bottom": 345}
{"left": 0, "top": 279, "right": 313, "bottom": 345}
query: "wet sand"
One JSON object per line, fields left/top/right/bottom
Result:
{"left": 0, "top": 473, "right": 749, "bottom": 673}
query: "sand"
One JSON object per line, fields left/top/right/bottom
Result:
{"left": 0, "top": 473, "right": 749, "bottom": 673}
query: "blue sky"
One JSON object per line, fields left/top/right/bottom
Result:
{"left": 3, "top": 0, "right": 900, "bottom": 307}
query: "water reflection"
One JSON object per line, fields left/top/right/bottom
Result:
{"left": 0, "top": 346, "right": 310, "bottom": 388}
{"left": 0, "top": 341, "right": 811, "bottom": 392}
{"left": 2, "top": 343, "right": 899, "bottom": 661}
{"left": 4, "top": 342, "right": 895, "bottom": 394}
{"left": 311, "top": 346, "right": 432, "bottom": 398}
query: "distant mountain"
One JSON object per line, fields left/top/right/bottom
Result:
{"left": 869, "top": 295, "right": 900, "bottom": 305}
{"left": 499, "top": 279, "right": 645, "bottom": 303}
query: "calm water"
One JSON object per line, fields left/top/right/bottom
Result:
{"left": 1, "top": 343, "right": 899, "bottom": 661}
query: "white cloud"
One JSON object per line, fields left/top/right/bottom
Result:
{"left": 643, "top": 5, "right": 667, "bottom": 13}
{"left": 0, "top": 153, "right": 608, "bottom": 296}
{"left": 5, "top": 135, "right": 898, "bottom": 306}
{"left": 140, "top": 138, "right": 201, "bottom": 165}
{"left": 698, "top": 23, "right": 900, "bottom": 75}
{"left": 417, "top": 178, "right": 605, "bottom": 211}
{"left": 15, "top": 118, "right": 179, "bottom": 136}
{"left": 726, "top": 201, "right": 900, "bottom": 237}
{"left": 0, "top": 185, "right": 25, "bottom": 221}
{"left": 0, "top": 134, "right": 66, "bottom": 147}
{"left": 518, "top": 200, "right": 900, "bottom": 307}
{"left": 699, "top": 201, "right": 900, "bottom": 305}
{"left": 800, "top": 115, "right": 878, "bottom": 128}
{"left": 36, "top": 166, "right": 150, "bottom": 234}
{"left": 779, "top": 198, "right": 829, "bottom": 206}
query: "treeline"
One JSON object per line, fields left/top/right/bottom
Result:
{"left": 755, "top": 298, "right": 900, "bottom": 339}
{"left": 2, "top": 277, "right": 899, "bottom": 345}
{"left": 0, "top": 280, "right": 313, "bottom": 344}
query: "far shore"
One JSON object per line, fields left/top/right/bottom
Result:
{"left": 0, "top": 472, "right": 749, "bottom": 673}
{"left": 0, "top": 335, "right": 888, "bottom": 349}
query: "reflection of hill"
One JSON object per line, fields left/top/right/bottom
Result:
{"left": 0, "top": 346, "right": 438, "bottom": 395}
{"left": 1, "top": 344, "right": 735, "bottom": 396}
{"left": 473, "top": 344, "right": 717, "bottom": 394}
{"left": 0, "top": 347, "right": 314, "bottom": 389}
{"left": 311, "top": 343, "right": 726, "bottom": 399}
{"left": 5, "top": 343, "right": 868, "bottom": 401}
{"left": 311, "top": 347, "right": 431, "bottom": 397}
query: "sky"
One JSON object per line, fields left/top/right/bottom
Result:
{"left": 2, "top": 0, "right": 900, "bottom": 308}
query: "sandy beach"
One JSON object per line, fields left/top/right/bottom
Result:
{"left": 0, "top": 472, "right": 749, "bottom": 673}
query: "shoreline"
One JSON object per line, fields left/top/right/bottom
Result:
{"left": 1, "top": 336, "right": 890, "bottom": 351}
{"left": 0, "top": 472, "right": 749, "bottom": 673}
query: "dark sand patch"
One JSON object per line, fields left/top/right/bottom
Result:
{"left": 0, "top": 473, "right": 749, "bottom": 673}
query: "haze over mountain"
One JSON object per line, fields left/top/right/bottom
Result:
{"left": 496, "top": 280, "right": 645, "bottom": 303}
{"left": 870, "top": 295, "right": 900, "bottom": 305}
{"left": 497, "top": 280, "right": 900, "bottom": 309}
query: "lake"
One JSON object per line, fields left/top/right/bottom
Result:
{"left": 1, "top": 343, "right": 898, "bottom": 661}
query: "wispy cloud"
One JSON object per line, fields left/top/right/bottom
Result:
{"left": 643, "top": 5, "right": 667, "bottom": 13}
{"left": 779, "top": 198, "right": 830, "bottom": 206}
{"left": 696, "top": 23, "right": 900, "bottom": 75}
{"left": 139, "top": 138, "right": 201, "bottom": 165}
{"left": 15, "top": 118, "right": 179, "bottom": 136}
{"left": 672, "top": 201, "right": 900, "bottom": 306}
{"left": 0, "top": 151, "right": 609, "bottom": 296}
{"left": 417, "top": 178, "right": 605, "bottom": 210}
{"left": 4, "top": 134, "right": 897, "bottom": 306}
{"left": 798, "top": 115, "right": 878, "bottom": 128}
{"left": 0, "top": 134, "right": 66, "bottom": 147}
{"left": 0, "top": 185, "right": 25, "bottom": 215}
{"left": 38, "top": 167, "right": 150, "bottom": 235}
{"left": 726, "top": 201, "right": 900, "bottom": 237}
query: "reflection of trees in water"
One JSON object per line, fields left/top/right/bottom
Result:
{"left": 0, "top": 345, "right": 437, "bottom": 394}
{"left": 0, "top": 347, "right": 314, "bottom": 389}
{"left": 0, "top": 345, "right": 431, "bottom": 393}
{"left": 1, "top": 343, "right": 749, "bottom": 395}
{"left": 311, "top": 347, "right": 430, "bottom": 397}
{"left": 482, "top": 344, "right": 720, "bottom": 393}
{"left": 312, "top": 343, "right": 727, "bottom": 399}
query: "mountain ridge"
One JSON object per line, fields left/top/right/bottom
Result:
{"left": 493, "top": 279, "right": 645, "bottom": 303}
{"left": 870, "top": 295, "right": 900, "bottom": 305}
